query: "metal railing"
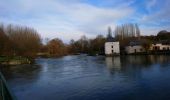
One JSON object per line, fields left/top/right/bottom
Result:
{"left": 0, "top": 72, "right": 16, "bottom": 100}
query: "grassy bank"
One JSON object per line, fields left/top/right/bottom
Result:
{"left": 0, "top": 56, "right": 33, "bottom": 65}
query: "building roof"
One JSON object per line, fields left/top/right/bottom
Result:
{"left": 106, "top": 36, "right": 116, "bottom": 42}
{"left": 128, "top": 40, "right": 143, "bottom": 46}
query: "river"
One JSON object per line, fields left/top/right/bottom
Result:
{"left": 1, "top": 55, "right": 170, "bottom": 100}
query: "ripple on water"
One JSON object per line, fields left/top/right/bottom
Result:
{"left": 2, "top": 55, "right": 170, "bottom": 100}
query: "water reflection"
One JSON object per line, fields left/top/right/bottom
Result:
{"left": 105, "top": 55, "right": 170, "bottom": 74}
{"left": 0, "top": 64, "right": 41, "bottom": 84}
{"left": 105, "top": 56, "right": 121, "bottom": 71}
{"left": 1, "top": 55, "right": 170, "bottom": 100}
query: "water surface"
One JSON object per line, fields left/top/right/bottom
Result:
{"left": 1, "top": 55, "right": 170, "bottom": 100}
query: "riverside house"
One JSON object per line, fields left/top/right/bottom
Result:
{"left": 105, "top": 35, "right": 120, "bottom": 56}
{"left": 150, "top": 40, "right": 170, "bottom": 51}
{"left": 124, "top": 40, "right": 170, "bottom": 54}
{"left": 105, "top": 39, "right": 170, "bottom": 55}
{"left": 125, "top": 40, "right": 145, "bottom": 54}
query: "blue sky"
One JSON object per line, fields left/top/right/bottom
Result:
{"left": 0, "top": 0, "right": 170, "bottom": 42}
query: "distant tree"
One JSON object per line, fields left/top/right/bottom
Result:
{"left": 0, "top": 24, "right": 15, "bottom": 55}
{"left": 108, "top": 26, "right": 112, "bottom": 37}
{"left": 115, "top": 23, "right": 140, "bottom": 40}
{"left": 75, "top": 35, "right": 89, "bottom": 53}
{"left": 0, "top": 25, "right": 8, "bottom": 55}
{"left": 68, "top": 39, "right": 79, "bottom": 54}
{"left": 47, "top": 38, "right": 67, "bottom": 57}
{"left": 89, "top": 35, "right": 106, "bottom": 55}
{"left": 157, "top": 30, "right": 170, "bottom": 40}
{"left": 67, "top": 34, "right": 106, "bottom": 55}
{"left": 140, "top": 35, "right": 157, "bottom": 41}
{"left": 141, "top": 39, "right": 152, "bottom": 52}
{"left": 6, "top": 24, "right": 41, "bottom": 57}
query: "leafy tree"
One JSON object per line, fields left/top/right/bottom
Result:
{"left": 47, "top": 38, "right": 67, "bottom": 57}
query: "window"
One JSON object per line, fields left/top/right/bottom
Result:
{"left": 134, "top": 49, "right": 137, "bottom": 53}
{"left": 111, "top": 46, "right": 113, "bottom": 48}
{"left": 112, "top": 50, "right": 114, "bottom": 53}
{"left": 140, "top": 48, "right": 143, "bottom": 52}
{"left": 154, "top": 46, "right": 160, "bottom": 50}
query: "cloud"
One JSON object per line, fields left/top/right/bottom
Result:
{"left": 141, "top": 25, "right": 170, "bottom": 36}
{"left": 0, "top": 0, "right": 134, "bottom": 42}
{"left": 136, "top": 0, "right": 170, "bottom": 35}
{"left": 0, "top": 0, "right": 170, "bottom": 42}
{"left": 146, "top": 0, "right": 157, "bottom": 11}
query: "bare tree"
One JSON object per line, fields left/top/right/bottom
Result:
{"left": 108, "top": 26, "right": 112, "bottom": 37}
{"left": 5, "top": 24, "right": 41, "bottom": 57}
{"left": 115, "top": 23, "right": 140, "bottom": 40}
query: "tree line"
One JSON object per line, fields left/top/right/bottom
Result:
{"left": 0, "top": 23, "right": 106, "bottom": 57}
{"left": 40, "top": 35, "right": 106, "bottom": 57}
{"left": 115, "top": 23, "right": 140, "bottom": 40}
{"left": 0, "top": 24, "right": 41, "bottom": 57}
{"left": 0, "top": 23, "right": 169, "bottom": 58}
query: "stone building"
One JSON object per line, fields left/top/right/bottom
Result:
{"left": 105, "top": 32, "right": 120, "bottom": 56}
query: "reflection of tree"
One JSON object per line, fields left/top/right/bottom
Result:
{"left": 105, "top": 55, "right": 170, "bottom": 75}
{"left": 121, "top": 55, "right": 153, "bottom": 68}
{"left": 105, "top": 56, "right": 143, "bottom": 79}
{"left": 1, "top": 64, "right": 41, "bottom": 82}
{"left": 149, "top": 55, "right": 170, "bottom": 66}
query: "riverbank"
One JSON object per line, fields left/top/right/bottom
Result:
{"left": 0, "top": 56, "right": 34, "bottom": 65}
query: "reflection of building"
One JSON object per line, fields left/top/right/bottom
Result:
{"left": 125, "top": 41, "right": 145, "bottom": 54}
{"left": 105, "top": 57, "right": 121, "bottom": 71}
{"left": 149, "top": 55, "right": 170, "bottom": 64}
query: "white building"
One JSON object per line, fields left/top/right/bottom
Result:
{"left": 125, "top": 41, "right": 145, "bottom": 54}
{"left": 125, "top": 40, "right": 170, "bottom": 54}
{"left": 150, "top": 42, "right": 170, "bottom": 51}
{"left": 125, "top": 45, "right": 145, "bottom": 54}
{"left": 105, "top": 27, "right": 120, "bottom": 56}
{"left": 105, "top": 36, "right": 120, "bottom": 56}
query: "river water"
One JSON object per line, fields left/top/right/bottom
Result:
{"left": 1, "top": 55, "right": 170, "bottom": 100}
